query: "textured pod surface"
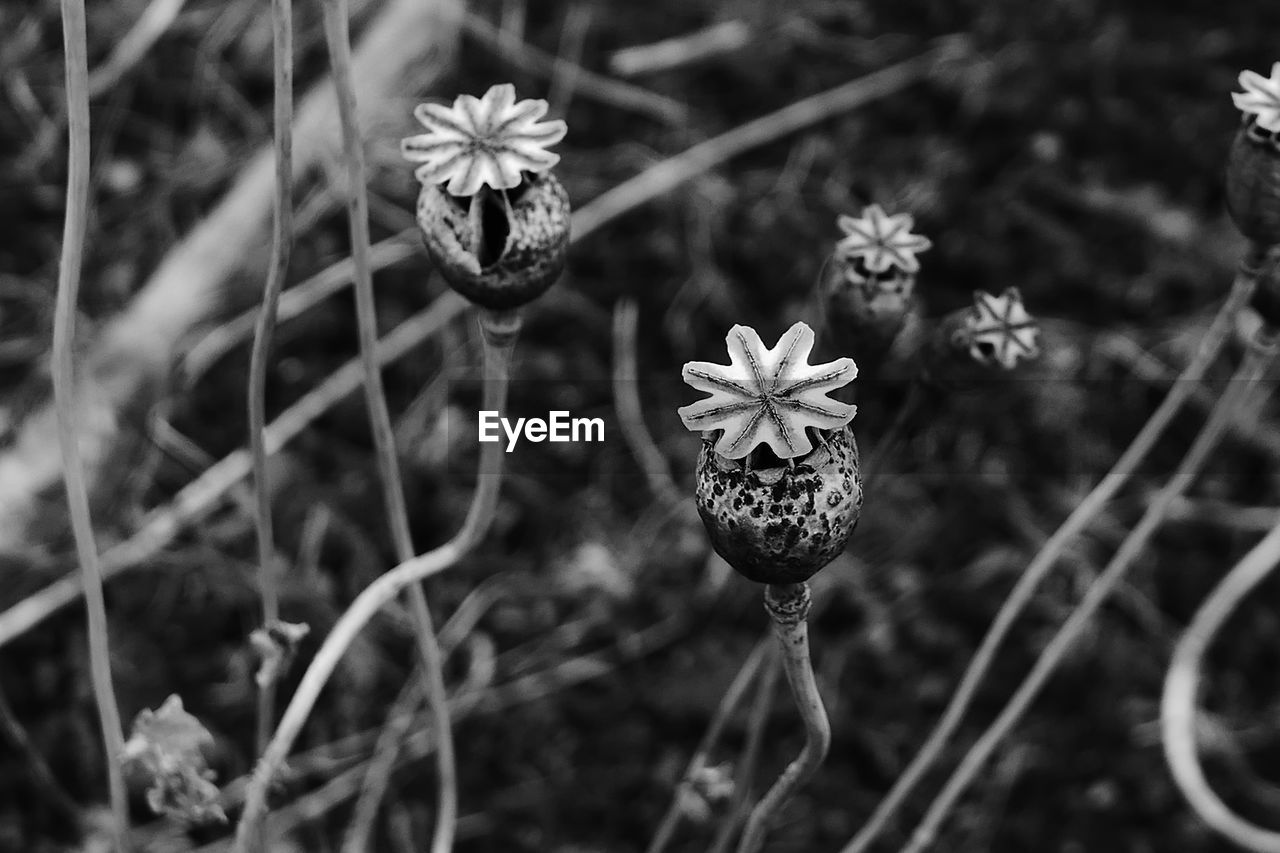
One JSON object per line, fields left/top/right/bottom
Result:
{"left": 1226, "top": 119, "right": 1280, "bottom": 247}
{"left": 694, "top": 426, "right": 862, "bottom": 584}
{"left": 416, "top": 171, "right": 571, "bottom": 309}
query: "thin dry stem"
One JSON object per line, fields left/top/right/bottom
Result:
{"left": 612, "top": 299, "right": 681, "bottom": 508}
{"left": 462, "top": 10, "right": 686, "bottom": 126}
{"left": 54, "top": 0, "right": 128, "bottom": 847}
{"left": 209, "top": 614, "right": 682, "bottom": 853}
{"left": 344, "top": 579, "right": 508, "bottom": 853}
{"left": 901, "top": 338, "right": 1276, "bottom": 853}
{"left": 645, "top": 637, "right": 770, "bottom": 853}
{"left": 0, "top": 294, "right": 468, "bottom": 650}
{"left": 572, "top": 42, "right": 957, "bottom": 241}
{"left": 736, "top": 583, "right": 831, "bottom": 853}
{"left": 608, "top": 19, "right": 751, "bottom": 77}
{"left": 87, "top": 0, "right": 187, "bottom": 97}
{"left": 250, "top": 0, "right": 294, "bottom": 759}
{"left": 183, "top": 237, "right": 420, "bottom": 380}
{"left": 317, "top": 1, "right": 456, "bottom": 850}
{"left": 0, "top": 682, "right": 80, "bottom": 823}
{"left": 232, "top": 309, "right": 520, "bottom": 853}
{"left": 1162, "top": 515, "right": 1280, "bottom": 852}
{"left": 0, "top": 0, "right": 461, "bottom": 552}
{"left": 545, "top": 2, "right": 592, "bottom": 117}
{"left": 841, "top": 268, "right": 1256, "bottom": 853}
{"left": 707, "top": 648, "right": 782, "bottom": 853}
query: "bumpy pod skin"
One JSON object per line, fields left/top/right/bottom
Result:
{"left": 693, "top": 426, "right": 863, "bottom": 584}
{"left": 415, "top": 171, "right": 571, "bottom": 310}
{"left": 1226, "top": 117, "right": 1280, "bottom": 248}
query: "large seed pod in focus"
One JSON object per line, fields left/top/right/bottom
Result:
{"left": 678, "top": 322, "right": 861, "bottom": 583}
{"left": 693, "top": 426, "right": 862, "bottom": 584}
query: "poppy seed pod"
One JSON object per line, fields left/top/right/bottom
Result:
{"left": 1227, "top": 64, "right": 1280, "bottom": 247}
{"left": 402, "top": 84, "right": 571, "bottom": 309}
{"left": 693, "top": 426, "right": 863, "bottom": 584}
{"left": 1226, "top": 117, "right": 1280, "bottom": 248}
{"left": 823, "top": 256, "right": 917, "bottom": 363}
{"left": 928, "top": 288, "right": 1041, "bottom": 377}
{"left": 824, "top": 206, "right": 931, "bottom": 368}
{"left": 415, "top": 172, "right": 571, "bottom": 310}
{"left": 678, "top": 322, "right": 861, "bottom": 584}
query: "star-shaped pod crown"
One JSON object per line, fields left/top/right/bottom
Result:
{"left": 962, "top": 288, "right": 1041, "bottom": 369}
{"left": 835, "top": 204, "right": 932, "bottom": 275}
{"left": 402, "top": 83, "right": 568, "bottom": 196}
{"left": 678, "top": 322, "right": 857, "bottom": 460}
{"left": 1233, "top": 62, "right": 1280, "bottom": 134}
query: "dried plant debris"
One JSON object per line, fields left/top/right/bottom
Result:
{"left": 120, "top": 695, "right": 225, "bottom": 825}
{"left": 250, "top": 619, "right": 311, "bottom": 690}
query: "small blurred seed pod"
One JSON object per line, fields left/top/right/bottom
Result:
{"left": 415, "top": 172, "right": 571, "bottom": 309}
{"left": 1226, "top": 117, "right": 1280, "bottom": 248}
{"left": 823, "top": 205, "right": 931, "bottom": 369}
{"left": 1226, "top": 63, "right": 1280, "bottom": 247}
{"left": 678, "top": 322, "right": 861, "bottom": 584}
{"left": 823, "top": 256, "right": 917, "bottom": 366}
{"left": 924, "top": 288, "right": 1041, "bottom": 386}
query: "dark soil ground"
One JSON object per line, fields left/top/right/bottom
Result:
{"left": 2, "top": 0, "right": 1280, "bottom": 851}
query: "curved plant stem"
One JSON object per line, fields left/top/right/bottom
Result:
{"left": 316, "top": 1, "right": 458, "bottom": 851}
{"left": 54, "top": 0, "right": 128, "bottom": 849}
{"left": 613, "top": 298, "right": 681, "bottom": 509}
{"left": 708, "top": 648, "right": 782, "bottom": 853}
{"left": 840, "top": 267, "right": 1258, "bottom": 853}
{"left": 645, "top": 636, "right": 770, "bottom": 853}
{"left": 249, "top": 0, "right": 294, "bottom": 758}
{"left": 341, "top": 314, "right": 519, "bottom": 853}
{"left": 1162, "top": 513, "right": 1280, "bottom": 852}
{"left": 900, "top": 334, "right": 1277, "bottom": 853}
{"left": 0, "top": 676, "right": 81, "bottom": 823}
{"left": 736, "top": 583, "right": 830, "bottom": 853}
{"left": 233, "top": 307, "right": 518, "bottom": 853}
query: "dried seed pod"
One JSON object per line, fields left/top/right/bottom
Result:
{"left": 678, "top": 322, "right": 861, "bottom": 583}
{"left": 693, "top": 426, "right": 862, "bottom": 584}
{"left": 823, "top": 255, "right": 917, "bottom": 365}
{"left": 403, "top": 85, "right": 571, "bottom": 308}
{"left": 929, "top": 288, "right": 1041, "bottom": 373}
{"left": 1227, "top": 64, "right": 1280, "bottom": 247}
{"left": 824, "top": 205, "right": 930, "bottom": 369}
{"left": 415, "top": 171, "right": 571, "bottom": 309}
{"left": 1226, "top": 117, "right": 1280, "bottom": 247}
